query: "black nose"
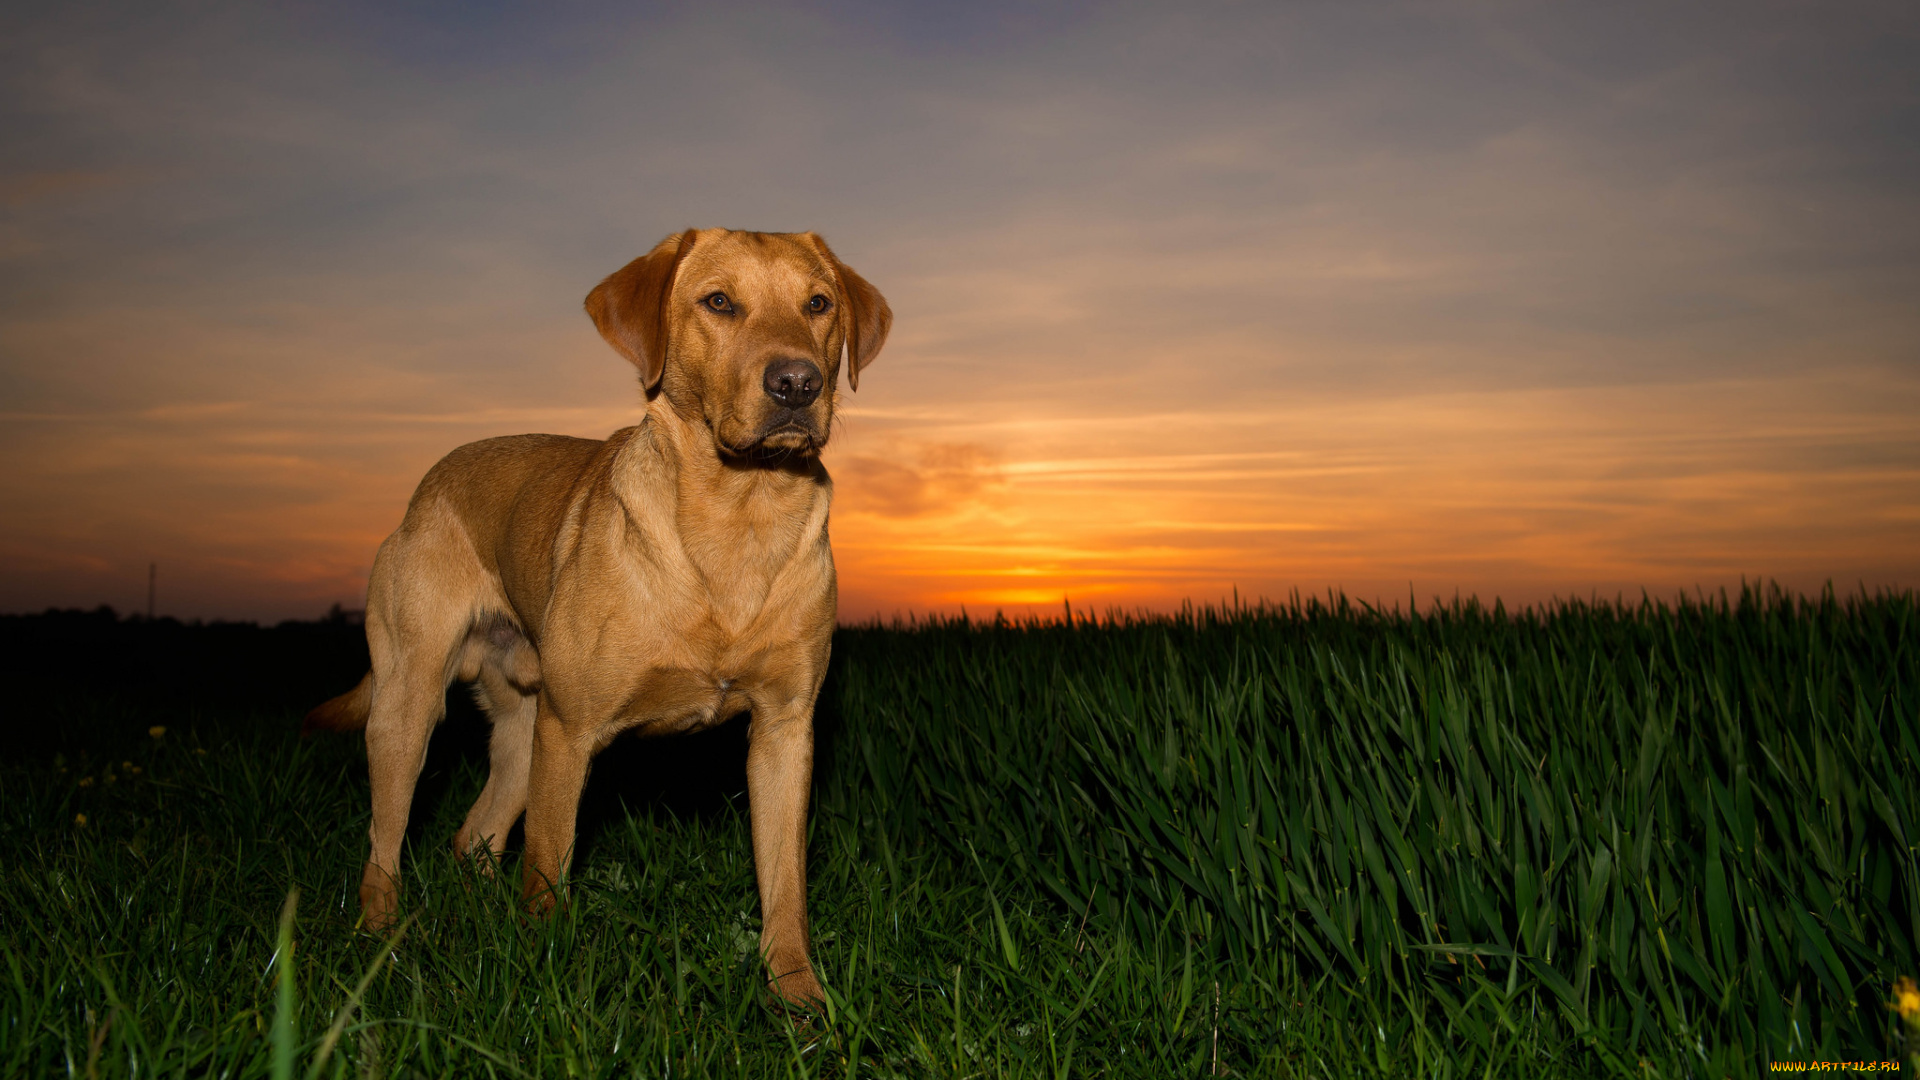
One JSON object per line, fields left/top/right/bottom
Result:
{"left": 763, "top": 358, "right": 823, "bottom": 408}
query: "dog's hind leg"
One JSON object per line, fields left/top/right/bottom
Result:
{"left": 359, "top": 673, "right": 448, "bottom": 929}
{"left": 454, "top": 662, "right": 536, "bottom": 868}
{"left": 359, "top": 648, "right": 455, "bottom": 930}
{"left": 358, "top": 530, "right": 481, "bottom": 930}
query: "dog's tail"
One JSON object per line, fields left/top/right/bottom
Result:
{"left": 303, "top": 672, "right": 373, "bottom": 735}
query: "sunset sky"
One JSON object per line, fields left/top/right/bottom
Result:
{"left": 3, "top": 1, "right": 1916, "bottom": 622}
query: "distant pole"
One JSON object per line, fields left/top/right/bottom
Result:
{"left": 148, "top": 562, "right": 156, "bottom": 620}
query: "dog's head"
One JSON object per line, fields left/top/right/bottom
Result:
{"left": 585, "top": 228, "right": 891, "bottom": 459}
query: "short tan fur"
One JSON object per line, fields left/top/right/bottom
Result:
{"left": 305, "top": 228, "right": 891, "bottom": 1006}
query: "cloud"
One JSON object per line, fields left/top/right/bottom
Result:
{"left": 0, "top": 168, "right": 128, "bottom": 206}
{"left": 833, "top": 442, "right": 1004, "bottom": 518}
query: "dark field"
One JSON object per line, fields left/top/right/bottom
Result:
{"left": 1, "top": 586, "right": 1915, "bottom": 1077}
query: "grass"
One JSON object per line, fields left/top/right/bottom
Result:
{"left": 0, "top": 583, "right": 1914, "bottom": 1077}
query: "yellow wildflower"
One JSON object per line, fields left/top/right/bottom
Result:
{"left": 74, "top": 813, "right": 87, "bottom": 827}
{"left": 148, "top": 725, "right": 166, "bottom": 738}
{"left": 1893, "top": 976, "right": 1920, "bottom": 1020}
{"left": 77, "top": 776, "right": 94, "bottom": 788}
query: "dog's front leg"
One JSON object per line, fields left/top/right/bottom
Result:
{"left": 747, "top": 706, "right": 823, "bottom": 1006}
{"left": 520, "top": 694, "right": 592, "bottom": 913}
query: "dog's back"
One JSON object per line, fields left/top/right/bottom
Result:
{"left": 408, "top": 434, "right": 603, "bottom": 550}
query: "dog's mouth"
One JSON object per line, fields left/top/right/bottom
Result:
{"left": 721, "top": 419, "right": 823, "bottom": 461}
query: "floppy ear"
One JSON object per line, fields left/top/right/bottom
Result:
{"left": 809, "top": 236, "right": 892, "bottom": 391}
{"left": 837, "top": 261, "right": 892, "bottom": 391}
{"left": 584, "top": 229, "right": 697, "bottom": 391}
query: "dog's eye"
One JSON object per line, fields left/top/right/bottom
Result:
{"left": 704, "top": 292, "right": 733, "bottom": 313}
{"left": 808, "top": 294, "right": 831, "bottom": 314}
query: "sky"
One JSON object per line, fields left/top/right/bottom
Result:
{"left": 2, "top": 0, "right": 1916, "bottom": 623}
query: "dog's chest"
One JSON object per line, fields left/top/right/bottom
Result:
{"left": 575, "top": 500, "right": 827, "bottom": 737}
{"left": 599, "top": 583, "right": 823, "bottom": 737}
{"left": 546, "top": 450, "right": 831, "bottom": 737}
{"left": 678, "top": 481, "right": 815, "bottom": 625}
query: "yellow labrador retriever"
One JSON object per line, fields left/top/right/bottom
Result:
{"left": 305, "top": 227, "right": 890, "bottom": 1006}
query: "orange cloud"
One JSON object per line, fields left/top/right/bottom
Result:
{"left": 833, "top": 442, "right": 1004, "bottom": 518}
{"left": 0, "top": 170, "right": 129, "bottom": 206}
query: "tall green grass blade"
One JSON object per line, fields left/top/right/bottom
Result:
{"left": 966, "top": 840, "right": 1021, "bottom": 972}
{"left": 304, "top": 911, "right": 416, "bottom": 1080}
{"left": 271, "top": 889, "right": 297, "bottom": 1080}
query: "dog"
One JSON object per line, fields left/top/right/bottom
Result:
{"left": 304, "top": 227, "right": 890, "bottom": 1006}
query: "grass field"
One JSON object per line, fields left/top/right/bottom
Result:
{"left": 1, "top": 584, "right": 1915, "bottom": 1077}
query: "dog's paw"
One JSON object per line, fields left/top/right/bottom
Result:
{"left": 766, "top": 967, "right": 826, "bottom": 1014}
{"left": 357, "top": 862, "right": 401, "bottom": 932}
